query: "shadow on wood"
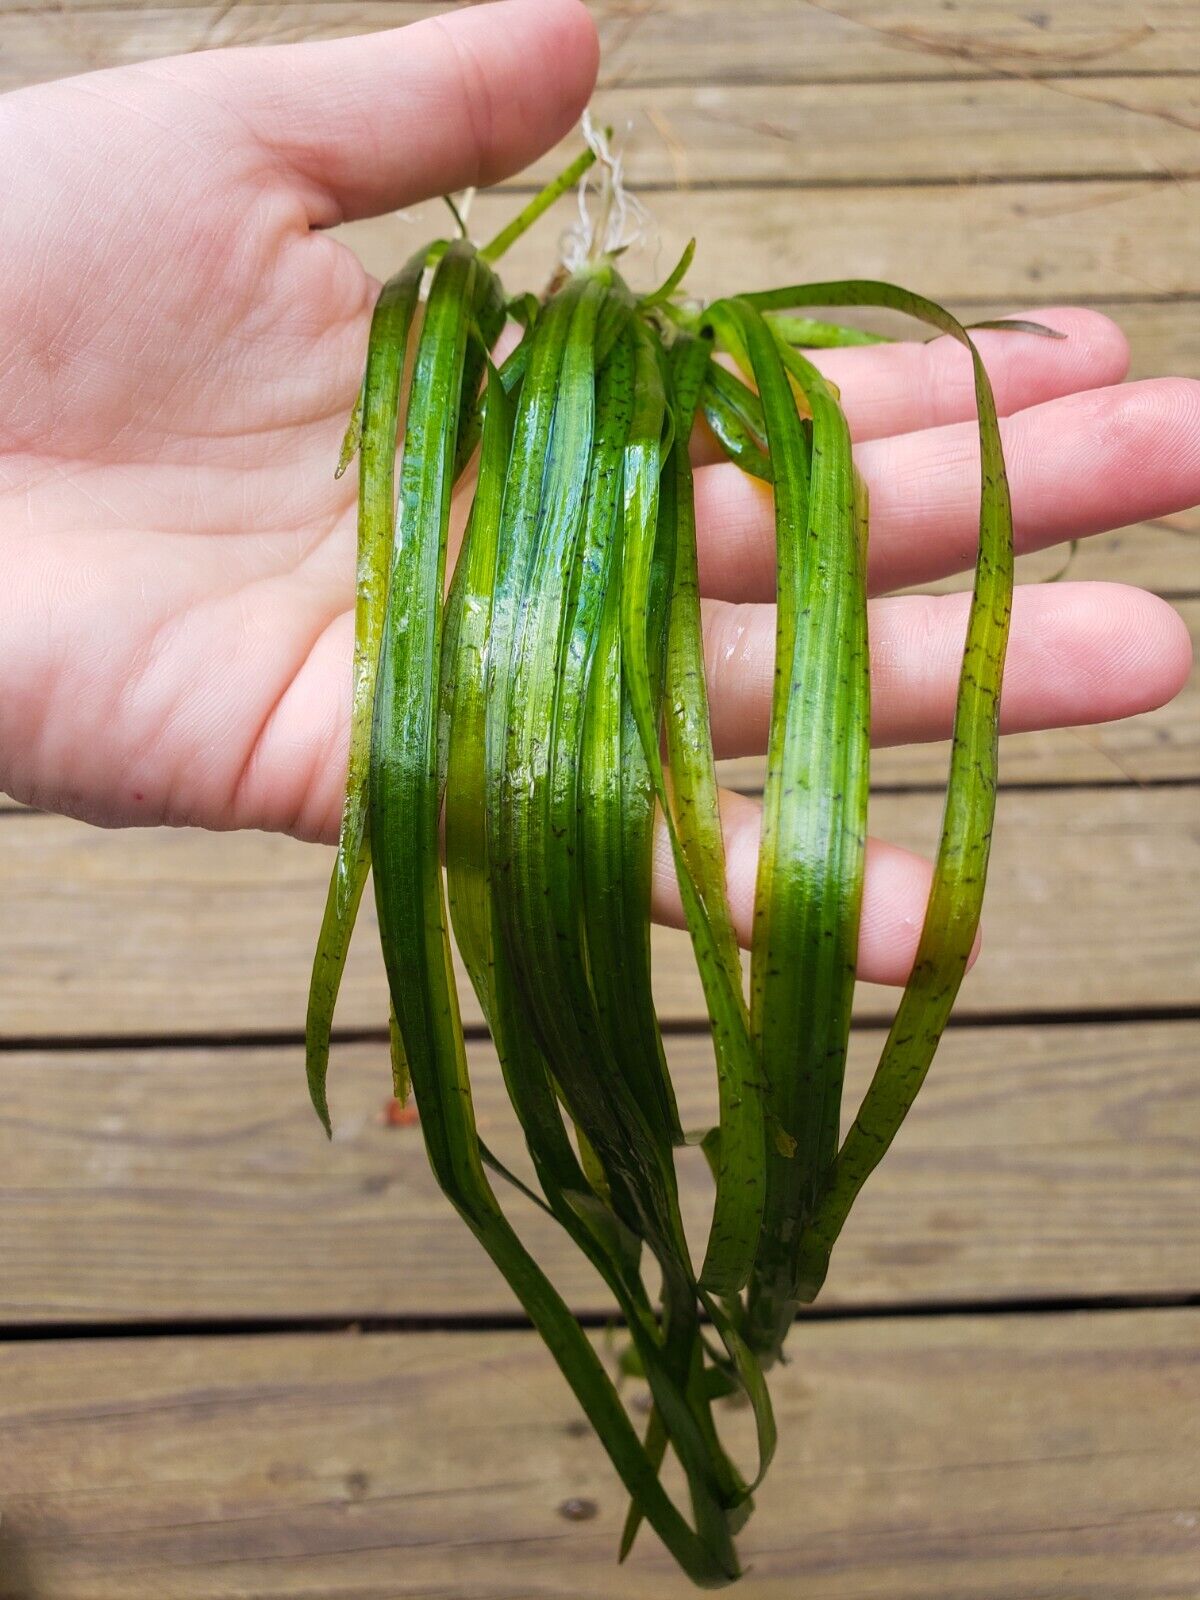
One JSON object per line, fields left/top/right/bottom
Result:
{"left": 0, "top": 1520, "right": 44, "bottom": 1600}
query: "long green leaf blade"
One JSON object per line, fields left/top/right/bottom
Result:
{"left": 739, "top": 280, "right": 1014, "bottom": 1302}
{"left": 369, "top": 242, "right": 738, "bottom": 1587}
{"left": 304, "top": 248, "right": 426, "bottom": 1133}
{"left": 704, "top": 298, "right": 870, "bottom": 1361}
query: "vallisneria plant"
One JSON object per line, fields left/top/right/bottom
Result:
{"left": 305, "top": 128, "right": 1044, "bottom": 1586}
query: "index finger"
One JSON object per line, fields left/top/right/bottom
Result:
{"left": 691, "top": 306, "right": 1128, "bottom": 460}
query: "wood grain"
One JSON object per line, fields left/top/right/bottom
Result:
{"left": 0, "top": 1310, "right": 1196, "bottom": 1598}
{"left": 572, "top": 81, "right": 1200, "bottom": 196}
{"left": 1, "top": 1, "right": 1197, "bottom": 89}
{"left": 337, "top": 177, "right": 1200, "bottom": 305}
{"left": 585, "top": 78, "right": 1200, "bottom": 187}
{"left": 2, "top": 786, "right": 1196, "bottom": 1041}
{"left": 1, "top": 1021, "right": 1195, "bottom": 1322}
{"left": 6, "top": 25, "right": 1200, "bottom": 190}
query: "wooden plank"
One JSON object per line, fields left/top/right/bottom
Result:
{"left": 534, "top": 79, "right": 1200, "bottom": 189}
{"left": 0, "top": 1311, "right": 1195, "bottom": 1598}
{"left": 597, "top": 1, "right": 1200, "bottom": 88}
{"left": 1, "top": 786, "right": 1196, "bottom": 1040}
{"left": 5, "top": 27, "right": 1200, "bottom": 187}
{"left": 854, "top": 787, "right": 1200, "bottom": 1017}
{"left": 1, "top": 1020, "right": 1195, "bottom": 1322}
{"left": 339, "top": 179, "right": 1200, "bottom": 305}
{"left": 1, "top": 2, "right": 1196, "bottom": 89}
{"left": 720, "top": 595, "right": 1199, "bottom": 793}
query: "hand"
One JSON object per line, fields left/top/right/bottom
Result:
{"left": 0, "top": 0, "right": 1193, "bottom": 986}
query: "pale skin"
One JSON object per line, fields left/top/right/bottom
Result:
{"left": 0, "top": 0, "right": 1195, "bottom": 986}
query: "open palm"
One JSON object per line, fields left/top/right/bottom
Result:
{"left": 0, "top": 0, "right": 1194, "bottom": 986}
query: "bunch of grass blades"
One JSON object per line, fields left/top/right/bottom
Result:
{"left": 306, "top": 126, "right": 1037, "bottom": 1586}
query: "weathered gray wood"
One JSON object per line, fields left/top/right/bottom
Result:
{"left": 337, "top": 178, "right": 1200, "bottom": 305}
{"left": 6, "top": 24, "right": 1200, "bottom": 190}
{"left": 0, "top": 1311, "right": 1195, "bottom": 1597}
{"left": 587, "top": 77, "right": 1200, "bottom": 187}
{"left": 2, "top": 1, "right": 1197, "bottom": 89}
{"left": 1, "top": 1021, "right": 1195, "bottom": 1322}
{"left": 1, "top": 786, "right": 1196, "bottom": 1040}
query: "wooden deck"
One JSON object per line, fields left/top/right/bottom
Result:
{"left": 1, "top": 4, "right": 1197, "bottom": 1596}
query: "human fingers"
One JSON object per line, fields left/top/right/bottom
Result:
{"left": 692, "top": 377, "right": 1200, "bottom": 600}
{"left": 699, "top": 582, "right": 1193, "bottom": 757}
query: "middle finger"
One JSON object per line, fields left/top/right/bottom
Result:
{"left": 691, "top": 304, "right": 1127, "bottom": 457}
{"left": 700, "top": 582, "right": 1192, "bottom": 759}
{"left": 693, "top": 377, "right": 1200, "bottom": 600}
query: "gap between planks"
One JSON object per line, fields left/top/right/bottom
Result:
{"left": 3, "top": 1289, "right": 1199, "bottom": 1347}
{"left": 2, "top": 999, "right": 1199, "bottom": 1056}
{"left": 4, "top": 1019, "right": 1196, "bottom": 1322}
{"left": 2, "top": 787, "right": 1197, "bottom": 1037}
{"left": 1, "top": 1308, "right": 1196, "bottom": 1600}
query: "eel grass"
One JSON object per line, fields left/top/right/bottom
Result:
{"left": 305, "top": 144, "right": 1038, "bottom": 1585}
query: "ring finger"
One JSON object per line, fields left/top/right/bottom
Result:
{"left": 693, "top": 377, "right": 1200, "bottom": 600}
{"left": 700, "top": 582, "right": 1192, "bottom": 757}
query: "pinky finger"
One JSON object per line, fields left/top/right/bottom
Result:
{"left": 650, "top": 788, "right": 978, "bottom": 988}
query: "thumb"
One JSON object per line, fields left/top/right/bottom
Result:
{"left": 185, "top": 0, "right": 599, "bottom": 224}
